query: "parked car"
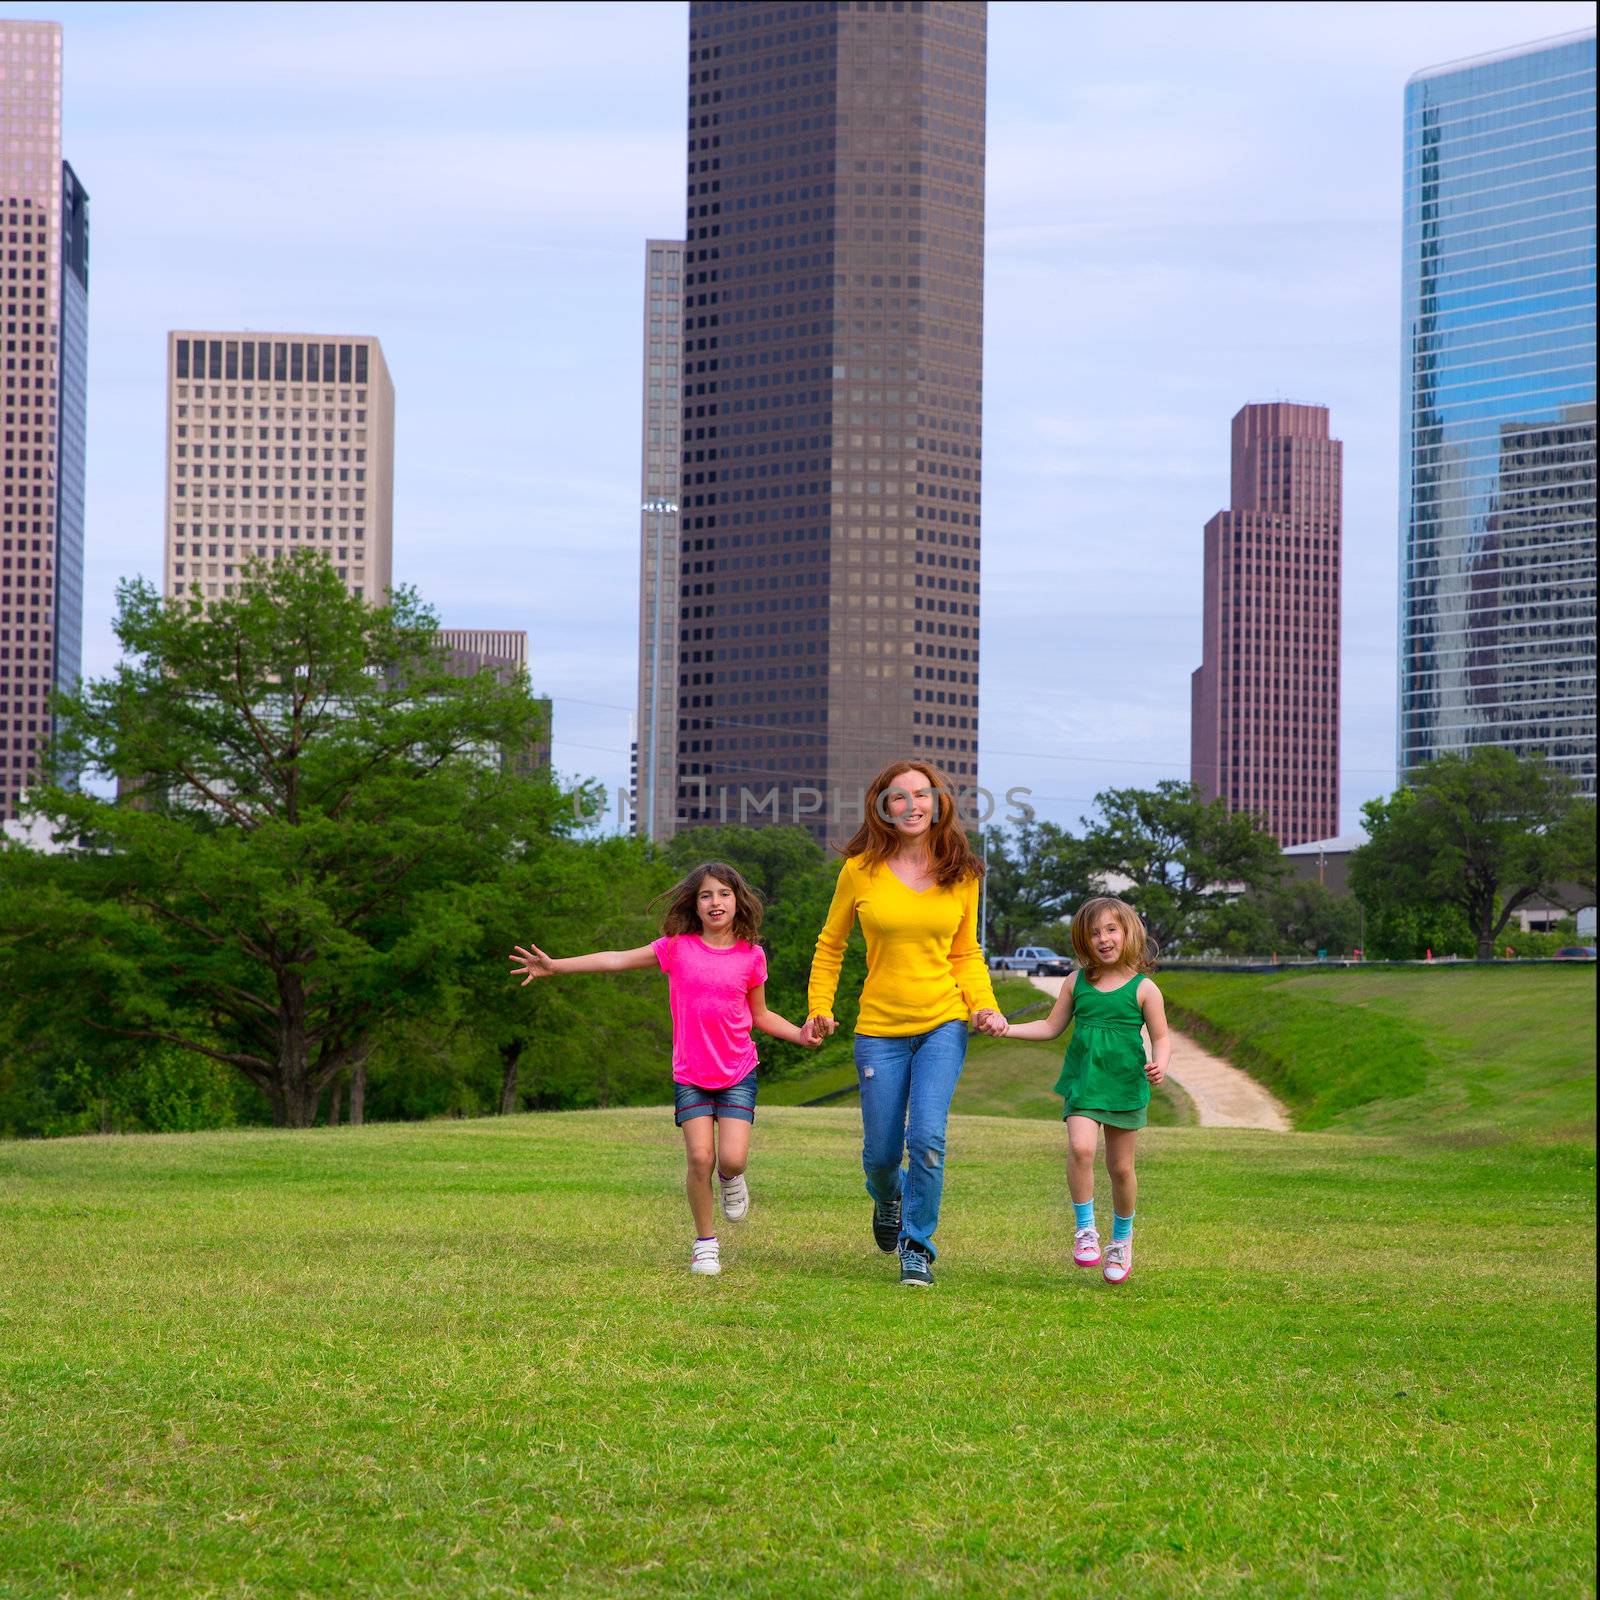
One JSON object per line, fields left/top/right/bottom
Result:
{"left": 989, "top": 946, "right": 1074, "bottom": 977}
{"left": 1552, "top": 946, "right": 1597, "bottom": 960}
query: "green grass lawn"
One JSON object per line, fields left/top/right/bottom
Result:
{"left": 2, "top": 1109, "right": 1593, "bottom": 1598}
{"left": 1161, "top": 966, "right": 1596, "bottom": 1137}
{"left": 765, "top": 977, "right": 1195, "bottom": 1124}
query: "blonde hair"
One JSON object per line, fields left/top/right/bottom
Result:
{"left": 1070, "top": 897, "right": 1157, "bottom": 977}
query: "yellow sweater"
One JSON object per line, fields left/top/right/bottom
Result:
{"left": 808, "top": 854, "right": 998, "bottom": 1036}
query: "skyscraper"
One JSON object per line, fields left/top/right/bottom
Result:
{"left": 164, "top": 332, "right": 395, "bottom": 606}
{"left": 1399, "top": 30, "right": 1597, "bottom": 797}
{"left": 1191, "top": 403, "right": 1342, "bottom": 846}
{"left": 0, "top": 21, "right": 88, "bottom": 821}
{"left": 675, "top": 0, "right": 986, "bottom": 843}
{"left": 636, "top": 239, "right": 685, "bottom": 841}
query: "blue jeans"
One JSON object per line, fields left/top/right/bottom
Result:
{"left": 855, "top": 1020, "right": 968, "bottom": 1259}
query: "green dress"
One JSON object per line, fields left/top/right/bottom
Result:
{"left": 1054, "top": 973, "right": 1150, "bottom": 1130}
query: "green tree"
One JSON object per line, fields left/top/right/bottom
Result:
{"left": 664, "top": 825, "right": 865, "bottom": 1071}
{"left": 1076, "top": 781, "right": 1282, "bottom": 954}
{"left": 1349, "top": 748, "right": 1595, "bottom": 961}
{"left": 1200, "top": 878, "right": 1365, "bottom": 958}
{"left": 4, "top": 553, "right": 566, "bottom": 1127}
{"left": 978, "top": 821, "right": 1087, "bottom": 953}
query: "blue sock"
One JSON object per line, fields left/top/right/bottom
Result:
{"left": 1073, "top": 1200, "right": 1095, "bottom": 1230}
{"left": 1112, "top": 1212, "right": 1134, "bottom": 1244}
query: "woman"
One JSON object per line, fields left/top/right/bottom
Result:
{"left": 806, "top": 759, "right": 1005, "bottom": 1287}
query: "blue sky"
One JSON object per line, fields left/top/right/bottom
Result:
{"left": 52, "top": 0, "right": 1596, "bottom": 832}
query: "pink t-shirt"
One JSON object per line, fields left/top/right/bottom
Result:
{"left": 652, "top": 934, "right": 768, "bottom": 1089}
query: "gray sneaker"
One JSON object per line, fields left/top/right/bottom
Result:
{"left": 871, "top": 1194, "right": 902, "bottom": 1253}
{"left": 898, "top": 1241, "right": 934, "bottom": 1288}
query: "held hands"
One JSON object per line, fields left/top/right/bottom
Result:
{"left": 971, "top": 1008, "right": 1008, "bottom": 1037}
{"left": 803, "top": 1015, "right": 838, "bottom": 1046}
{"left": 509, "top": 944, "right": 557, "bottom": 986}
{"left": 1144, "top": 1058, "right": 1166, "bottom": 1086}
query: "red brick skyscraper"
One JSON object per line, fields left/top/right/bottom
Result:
{"left": 1191, "top": 403, "right": 1341, "bottom": 845}
{"left": 675, "top": 1, "right": 986, "bottom": 842}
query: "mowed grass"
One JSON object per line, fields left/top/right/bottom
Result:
{"left": 2, "top": 1109, "right": 1594, "bottom": 1598}
{"left": 766, "top": 978, "right": 1197, "bottom": 1124}
{"left": 1160, "top": 966, "right": 1596, "bottom": 1137}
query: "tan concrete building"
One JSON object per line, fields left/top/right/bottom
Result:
{"left": 634, "top": 239, "right": 685, "bottom": 841}
{"left": 0, "top": 20, "right": 89, "bottom": 821}
{"left": 434, "top": 627, "right": 551, "bottom": 774}
{"left": 164, "top": 332, "right": 394, "bottom": 605}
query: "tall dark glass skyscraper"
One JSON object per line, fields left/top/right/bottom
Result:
{"left": 675, "top": 0, "right": 987, "bottom": 842}
{"left": 1399, "top": 30, "right": 1597, "bottom": 797}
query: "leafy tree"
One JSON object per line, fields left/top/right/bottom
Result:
{"left": 5, "top": 553, "right": 566, "bottom": 1127}
{"left": 977, "top": 821, "right": 1087, "bottom": 952}
{"left": 665, "top": 825, "right": 865, "bottom": 1072}
{"left": 1349, "top": 748, "right": 1595, "bottom": 961}
{"left": 1198, "top": 878, "right": 1364, "bottom": 958}
{"left": 1075, "top": 780, "right": 1283, "bottom": 954}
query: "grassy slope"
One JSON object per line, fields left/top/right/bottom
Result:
{"left": 766, "top": 977, "right": 1196, "bottom": 1125}
{"left": 1160, "top": 967, "right": 1597, "bottom": 1137}
{"left": 1, "top": 1112, "right": 1593, "bottom": 1599}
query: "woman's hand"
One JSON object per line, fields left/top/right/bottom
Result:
{"left": 804, "top": 1015, "right": 838, "bottom": 1044}
{"left": 971, "top": 1008, "right": 1008, "bottom": 1037}
{"left": 509, "top": 943, "right": 557, "bottom": 986}
{"left": 1144, "top": 1058, "right": 1166, "bottom": 1086}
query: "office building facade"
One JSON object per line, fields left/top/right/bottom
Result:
{"left": 676, "top": 0, "right": 986, "bottom": 843}
{"left": 1399, "top": 30, "right": 1597, "bottom": 796}
{"left": 436, "top": 627, "right": 550, "bottom": 772}
{"left": 1191, "top": 403, "right": 1342, "bottom": 846}
{"left": 164, "top": 332, "right": 395, "bottom": 607}
{"left": 0, "top": 21, "right": 88, "bottom": 820}
{"left": 635, "top": 239, "right": 685, "bottom": 841}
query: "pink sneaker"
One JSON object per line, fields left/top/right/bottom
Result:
{"left": 1073, "top": 1226, "right": 1101, "bottom": 1268}
{"left": 1102, "top": 1239, "right": 1132, "bottom": 1285}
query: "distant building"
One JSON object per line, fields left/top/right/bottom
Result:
{"left": 675, "top": 1, "right": 987, "bottom": 843}
{"left": 1398, "top": 30, "right": 1597, "bottom": 797}
{"left": 435, "top": 627, "right": 550, "bottom": 773}
{"left": 0, "top": 22, "right": 89, "bottom": 821}
{"left": 1280, "top": 832, "right": 1368, "bottom": 897}
{"left": 635, "top": 240, "right": 684, "bottom": 841}
{"left": 1191, "top": 403, "right": 1342, "bottom": 846}
{"left": 164, "top": 332, "right": 395, "bottom": 606}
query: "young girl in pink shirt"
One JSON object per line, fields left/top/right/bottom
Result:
{"left": 509, "top": 862, "right": 815, "bottom": 1276}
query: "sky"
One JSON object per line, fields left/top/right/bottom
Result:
{"left": 48, "top": 0, "right": 1598, "bottom": 834}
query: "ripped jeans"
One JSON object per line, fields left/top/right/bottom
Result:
{"left": 854, "top": 1020, "right": 968, "bottom": 1258}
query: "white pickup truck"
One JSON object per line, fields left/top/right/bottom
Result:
{"left": 989, "top": 946, "right": 1073, "bottom": 977}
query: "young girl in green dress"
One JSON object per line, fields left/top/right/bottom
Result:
{"left": 993, "top": 897, "right": 1171, "bottom": 1284}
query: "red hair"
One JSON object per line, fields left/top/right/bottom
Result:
{"left": 835, "top": 758, "right": 983, "bottom": 888}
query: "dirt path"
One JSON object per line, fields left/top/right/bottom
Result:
{"left": 1026, "top": 975, "right": 1292, "bottom": 1132}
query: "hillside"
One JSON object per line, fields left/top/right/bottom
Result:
{"left": 1, "top": 1106, "right": 1593, "bottom": 1598}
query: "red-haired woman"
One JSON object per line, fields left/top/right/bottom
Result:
{"left": 805, "top": 760, "right": 1005, "bottom": 1287}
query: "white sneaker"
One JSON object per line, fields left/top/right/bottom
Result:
{"left": 1073, "top": 1226, "right": 1102, "bottom": 1268}
{"left": 1102, "top": 1239, "right": 1132, "bottom": 1285}
{"left": 690, "top": 1238, "right": 721, "bottom": 1276}
{"left": 719, "top": 1172, "right": 750, "bottom": 1221}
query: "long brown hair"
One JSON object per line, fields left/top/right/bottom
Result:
{"left": 836, "top": 758, "right": 984, "bottom": 888}
{"left": 654, "top": 861, "right": 764, "bottom": 943}
{"left": 1070, "top": 897, "right": 1158, "bottom": 978}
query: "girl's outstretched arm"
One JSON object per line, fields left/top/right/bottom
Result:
{"left": 509, "top": 943, "right": 657, "bottom": 985}
{"left": 747, "top": 983, "right": 818, "bottom": 1047}
{"left": 1139, "top": 979, "right": 1172, "bottom": 1084}
{"left": 993, "top": 973, "right": 1076, "bottom": 1042}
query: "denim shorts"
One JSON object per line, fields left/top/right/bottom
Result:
{"left": 673, "top": 1069, "right": 758, "bottom": 1126}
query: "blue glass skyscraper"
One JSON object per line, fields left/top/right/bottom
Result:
{"left": 1399, "top": 30, "right": 1597, "bottom": 797}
